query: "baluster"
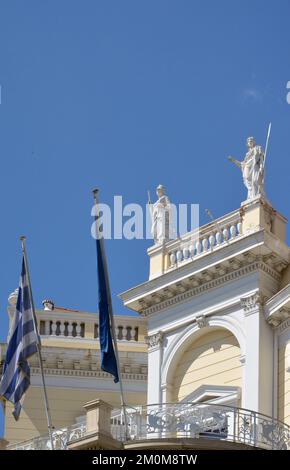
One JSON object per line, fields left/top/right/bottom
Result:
{"left": 67, "top": 322, "right": 73, "bottom": 337}
{"left": 45, "top": 320, "right": 50, "bottom": 335}
{"left": 195, "top": 241, "right": 202, "bottom": 254}
{"left": 209, "top": 234, "right": 215, "bottom": 249}
{"left": 237, "top": 221, "right": 242, "bottom": 235}
{"left": 230, "top": 225, "right": 236, "bottom": 238}
{"left": 59, "top": 321, "right": 65, "bottom": 336}
{"left": 64, "top": 322, "right": 69, "bottom": 336}
{"left": 189, "top": 244, "right": 195, "bottom": 257}
{"left": 216, "top": 231, "right": 222, "bottom": 245}
{"left": 176, "top": 250, "right": 183, "bottom": 262}
{"left": 56, "top": 321, "right": 61, "bottom": 336}
{"left": 51, "top": 321, "right": 57, "bottom": 336}
{"left": 122, "top": 326, "right": 128, "bottom": 341}
{"left": 127, "top": 326, "right": 132, "bottom": 341}
{"left": 117, "top": 326, "right": 123, "bottom": 340}
{"left": 202, "top": 238, "right": 208, "bottom": 251}
{"left": 170, "top": 252, "right": 176, "bottom": 265}
{"left": 72, "top": 322, "right": 77, "bottom": 337}
{"left": 223, "top": 227, "right": 229, "bottom": 242}
{"left": 183, "top": 247, "right": 189, "bottom": 259}
{"left": 76, "top": 322, "right": 81, "bottom": 338}
{"left": 134, "top": 327, "right": 138, "bottom": 341}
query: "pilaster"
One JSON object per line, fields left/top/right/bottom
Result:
{"left": 241, "top": 292, "right": 274, "bottom": 415}
{"left": 145, "top": 331, "right": 164, "bottom": 404}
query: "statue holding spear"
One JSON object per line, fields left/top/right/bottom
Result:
{"left": 228, "top": 123, "right": 271, "bottom": 201}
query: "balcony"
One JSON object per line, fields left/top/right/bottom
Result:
{"left": 6, "top": 402, "right": 290, "bottom": 451}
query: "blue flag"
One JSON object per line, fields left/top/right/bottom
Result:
{"left": 0, "top": 257, "right": 39, "bottom": 420}
{"left": 96, "top": 236, "right": 119, "bottom": 383}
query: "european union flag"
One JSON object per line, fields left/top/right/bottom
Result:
{"left": 95, "top": 227, "right": 119, "bottom": 383}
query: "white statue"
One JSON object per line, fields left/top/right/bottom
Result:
{"left": 149, "top": 185, "right": 174, "bottom": 244}
{"left": 228, "top": 136, "right": 265, "bottom": 200}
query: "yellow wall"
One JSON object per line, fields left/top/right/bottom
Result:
{"left": 172, "top": 329, "right": 242, "bottom": 401}
{"left": 278, "top": 342, "right": 290, "bottom": 425}
{"left": 5, "top": 386, "right": 146, "bottom": 445}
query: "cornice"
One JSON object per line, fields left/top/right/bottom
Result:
{"left": 120, "top": 230, "right": 267, "bottom": 304}
{"left": 265, "top": 284, "right": 290, "bottom": 328}
{"left": 142, "top": 261, "right": 280, "bottom": 317}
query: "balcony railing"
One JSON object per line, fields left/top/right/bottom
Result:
{"left": 166, "top": 209, "right": 243, "bottom": 271}
{"left": 6, "top": 422, "right": 86, "bottom": 450}
{"left": 7, "top": 402, "right": 290, "bottom": 450}
{"left": 38, "top": 317, "right": 142, "bottom": 342}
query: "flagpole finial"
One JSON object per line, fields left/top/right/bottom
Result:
{"left": 92, "top": 188, "right": 99, "bottom": 196}
{"left": 20, "top": 235, "right": 26, "bottom": 241}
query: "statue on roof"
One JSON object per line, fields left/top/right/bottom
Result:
{"left": 228, "top": 136, "right": 265, "bottom": 201}
{"left": 148, "top": 185, "right": 175, "bottom": 244}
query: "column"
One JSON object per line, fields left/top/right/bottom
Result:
{"left": 241, "top": 293, "right": 274, "bottom": 415}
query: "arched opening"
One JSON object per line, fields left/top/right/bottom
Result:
{"left": 171, "top": 328, "right": 242, "bottom": 405}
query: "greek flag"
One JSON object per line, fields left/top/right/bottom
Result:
{"left": 0, "top": 257, "right": 39, "bottom": 420}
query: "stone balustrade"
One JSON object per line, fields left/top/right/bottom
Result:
{"left": 167, "top": 209, "right": 242, "bottom": 270}
{"left": 38, "top": 313, "right": 145, "bottom": 343}
{"left": 39, "top": 320, "right": 85, "bottom": 338}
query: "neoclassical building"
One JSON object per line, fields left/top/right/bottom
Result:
{"left": 1, "top": 144, "right": 290, "bottom": 450}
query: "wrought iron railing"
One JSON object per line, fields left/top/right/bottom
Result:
{"left": 7, "top": 402, "right": 290, "bottom": 450}
{"left": 112, "top": 402, "right": 290, "bottom": 450}
{"left": 7, "top": 422, "right": 86, "bottom": 450}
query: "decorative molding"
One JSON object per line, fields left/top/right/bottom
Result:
{"left": 277, "top": 318, "right": 290, "bottom": 335}
{"left": 239, "top": 354, "right": 246, "bottom": 365}
{"left": 240, "top": 292, "right": 263, "bottom": 315}
{"left": 30, "top": 367, "right": 147, "bottom": 381}
{"left": 196, "top": 314, "right": 207, "bottom": 329}
{"left": 161, "top": 315, "right": 246, "bottom": 386}
{"left": 145, "top": 331, "right": 164, "bottom": 350}
{"left": 180, "top": 384, "right": 241, "bottom": 406}
{"left": 142, "top": 261, "right": 277, "bottom": 316}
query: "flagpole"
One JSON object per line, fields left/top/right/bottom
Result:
{"left": 20, "top": 236, "right": 55, "bottom": 450}
{"left": 92, "top": 189, "right": 129, "bottom": 439}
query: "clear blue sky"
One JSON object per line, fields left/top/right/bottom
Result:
{"left": 1, "top": 0, "right": 290, "bottom": 438}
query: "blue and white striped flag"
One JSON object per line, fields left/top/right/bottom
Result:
{"left": 0, "top": 256, "right": 39, "bottom": 420}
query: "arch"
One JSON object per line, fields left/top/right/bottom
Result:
{"left": 162, "top": 315, "right": 245, "bottom": 388}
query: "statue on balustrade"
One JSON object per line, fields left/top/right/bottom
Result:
{"left": 228, "top": 136, "right": 265, "bottom": 201}
{"left": 148, "top": 184, "right": 175, "bottom": 244}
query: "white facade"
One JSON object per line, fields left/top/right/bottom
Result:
{"left": 120, "top": 196, "right": 290, "bottom": 426}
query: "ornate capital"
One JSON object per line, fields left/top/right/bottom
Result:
{"left": 145, "top": 331, "right": 164, "bottom": 350}
{"left": 196, "top": 314, "right": 207, "bottom": 329}
{"left": 241, "top": 292, "right": 263, "bottom": 315}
